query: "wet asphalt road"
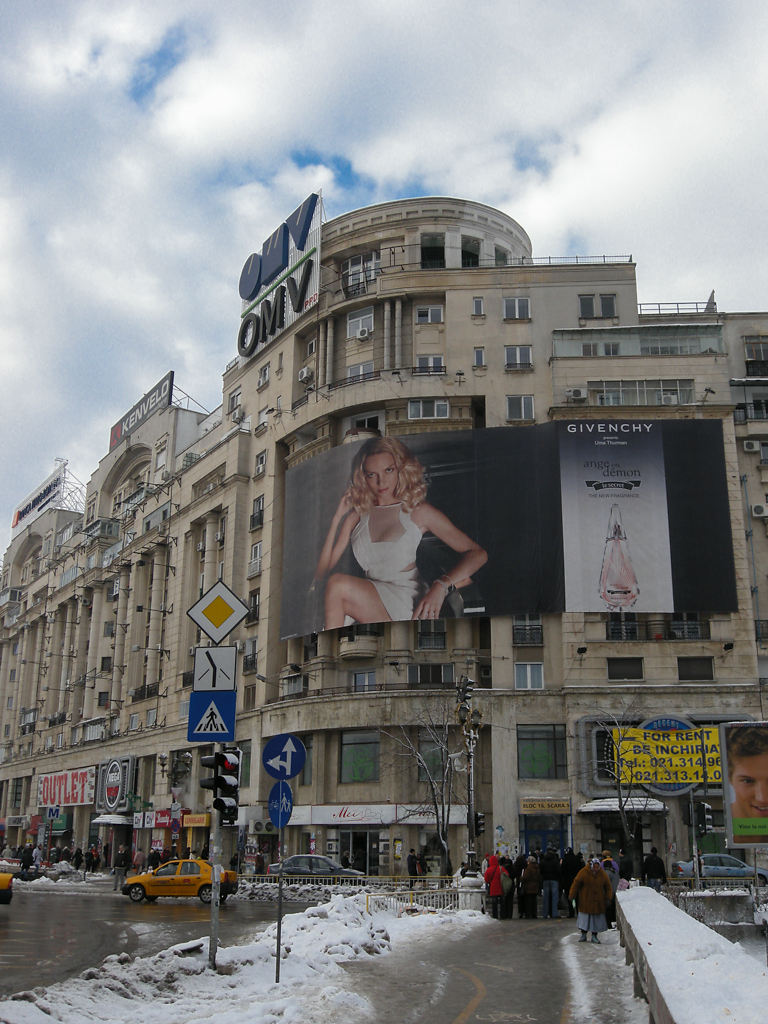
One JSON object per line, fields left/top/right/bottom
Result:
{"left": 0, "top": 886, "right": 308, "bottom": 996}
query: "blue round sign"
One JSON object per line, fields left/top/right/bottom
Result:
{"left": 268, "top": 780, "right": 293, "bottom": 829}
{"left": 262, "top": 733, "right": 307, "bottom": 780}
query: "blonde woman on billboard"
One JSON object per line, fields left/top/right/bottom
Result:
{"left": 725, "top": 724, "right": 768, "bottom": 844}
{"left": 312, "top": 437, "right": 487, "bottom": 628}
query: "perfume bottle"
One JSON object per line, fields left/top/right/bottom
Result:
{"left": 599, "top": 504, "right": 639, "bottom": 609}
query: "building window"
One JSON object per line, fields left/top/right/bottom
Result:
{"left": 257, "top": 363, "right": 270, "bottom": 388}
{"left": 306, "top": 337, "right": 316, "bottom": 357}
{"left": 472, "top": 296, "right": 485, "bottom": 316}
{"left": 506, "top": 395, "right": 534, "bottom": 421}
{"left": 418, "top": 730, "right": 443, "bottom": 781}
{"left": 248, "top": 542, "right": 262, "bottom": 577}
{"left": 86, "top": 498, "right": 96, "bottom": 524}
{"left": 415, "top": 355, "right": 444, "bottom": 374}
{"left": 341, "top": 252, "right": 380, "bottom": 296}
{"left": 128, "top": 713, "right": 139, "bottom": 731}
{"left": 300, "top": 735, "right": 313, "bottom": 786}
{"left": 582, "top": 343, "right": 598, "bottom": 357}
{"left": 503, "top": 297, "right": 530, "bottom": 320}
{"left": 147, "top": 708, "right": 157, "bottom": 728}
{"left": 421, "top": 233, "right": 445, "bottom": 269}
{"left": 248, "top": 589, "right": 260, "bottom": 623}
{"left": 677, "top": 657, "right": 714, "bottom": 681}
{"left": 243, "top": 684, "right": 257, "bottom": 711}
{"left": 607, "top": 657, "right": 643, "bottom": 680}
{"left": 515, "top": 663, "right": 544, "bottom": 690}
{"left": 588, "top": 379, "right": 695, "bottom": 406}
{"left": 228, "top": 389, "right": 242, "bottom": 413}
{"left": 513, "top": 614, "right": 543, "bottom": 645}
{"left": 103, "top": 620, "right": 115, "bottom": 638}
{"left": 604, "top": 342, "right": 620, "bottom": 357}
{"left": 408, "top": 398, "right": 449, "bottom": 419}
{"left": 415, "top": 305, "right": 444, "bottom": 325}
{"left": 255, "top": 450, "right": 267, "bottom": 476}
{"left": 517, "top": 724, "right": 567, "bottom": 778}
{"left": 340, "top": 730, "right": 380, "bottom": 783}
{"left": 237, "top": 739, "right": 251, "bottom": 787}
{"left": 347, "top": 361, "right": 375, "bottom": 381}
{"left": 504, "top": 345, "right": 532, "bottom": 370}
{"left": 100, "top": 656, "right": 112, "bottom": 672}
{"left": 417, "top": 619, "right": 446, "bottom": 649}
{"left": 473, "top": 347, "right": 486, "bottom": 367}
{"left": 353, "top": 671, "right": 376, "bottom": 692}
{"left": 407, "top": 663, "right": 454, "bottom": 686}
{"left": 97, "top": 691, "right": 109, "bottom": 708}
{"left": 347, "top": 306, "right": 374, "bottom": 338}
{"left": 461, "top": 236, "right": 481, "bottom": 267}
{"left": 495, "top": 246, "right": 510, "bottom": 266}
{"left": 580, "top": 294, "right": 616, "bottom": 318}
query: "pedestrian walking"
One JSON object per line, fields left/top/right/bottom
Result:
{"left": 407, "top": 848, "right": 418, "bottom": 889}
{"left": 569, "top": 856, "right": 613, "bottom": 943}
{"left": 641, "top": 847, "right": 667, "bottom": 892}
{"left": 520, "top": 856, "right": 542, "bottom": 919}
{"left": 483, "top": 854, "right": 508, "bottom": 920}
{"left": 560, "top": 848, "right": 581, "bottom": 917}
{"left": 113, "top": 844, "right": 130, "bottom": 891}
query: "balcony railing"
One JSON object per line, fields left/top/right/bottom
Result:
{"left": 131, "top": 682, "right": 159, "bottom": 703}
{"left": 513, "top": 625, "right": 543, "bottom": 645}
{"left": 243, "top": 654, "right": 258, "bottom": 674}
{"left": 605, "top": 619, "right": 710, "bottom": 641}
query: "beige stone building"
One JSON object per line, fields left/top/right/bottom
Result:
{"left": 1, "top": 195, "right": 767, "bottom": 877}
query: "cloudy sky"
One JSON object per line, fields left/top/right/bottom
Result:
{"left": 1, "top": 0, "right": 766, "bottom": 541}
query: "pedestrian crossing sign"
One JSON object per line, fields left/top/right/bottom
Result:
{"left": 187, "top": 691, "right": 236, "bottom": 742}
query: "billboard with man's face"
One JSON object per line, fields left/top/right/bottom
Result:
{"left": 279, "top": 419, "right": 736, "bottom": 639}
{"left": 720, "top": 721, "right": 768, "bottom": 847}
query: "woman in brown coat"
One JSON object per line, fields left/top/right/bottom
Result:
{"left": 569, "top": 857, "right": 613, "bottom": 943}
{"left": 519, "top": 856, "right": 542, "bottom": 919}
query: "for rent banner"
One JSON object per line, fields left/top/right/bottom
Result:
{"left": 279, "top": 421, "right": 736, "bottom": 638}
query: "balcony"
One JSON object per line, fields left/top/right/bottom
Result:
{"left": 243, "top": 654, "right": 258, "bottom": 674}
{"left": 339, "top": 631, "right": 380, "bottom": 660}
{"left": 250, "top": 511, "right": 264, "bottom": 530}
{"left": 131, "top": 682, "right": 159, "bottom": 703}
{"left": 513, "top": 625, "right": 543, "bottom": 645}
{"left": 247, "top": 559, "right": 262, "bottom": 578}
{"left": 182, "top": 671, "right": 194, "bottom": 688}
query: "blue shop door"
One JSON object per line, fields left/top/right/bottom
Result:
{"left": 521, "top": 815, "right": 567, "bottom": 856}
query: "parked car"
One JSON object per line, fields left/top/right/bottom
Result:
{"left": 0, "top": 871, "right": 12, "bottom": 905}
{"left": 671, "top": 853, "right": 768, "bottom": 885}
{"left": 121, "top": 858, "right": 238, "bottom": 904}
{"left": 266, "top": 855, "right": 363, "bottom": 879}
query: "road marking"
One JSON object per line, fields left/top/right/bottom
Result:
{"left": 451, "top": 965, "right": 487, "bottom": 1023}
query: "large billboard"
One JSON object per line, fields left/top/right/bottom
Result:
{"left": 720, "top": 722, "right": 768, "bottom": 847}
{"left": 11, "top": 466, "right": 64, "bottom": 538}
{"left": 109, "top": 371, "right": 174, "bottom": 451}
{"left": 280, "top": 420, "right": 736, "bottom": 638}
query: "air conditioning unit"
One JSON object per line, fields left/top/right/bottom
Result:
{"left": 744, "top": 440, "right": 761, "bottom": 453}
{"left": 254, "top": 464, "right": 266, "bottom": 477}
{"left": 661, "top": 395, "right": 679, "bottom": 406}
{"left": 189, "top": 646, "right": 196, "bottom": 656}
{"left": 357, "top": 326, "right": 371, "bottom": 341}
{"left": 752, "top": 504, "right": 768, "bottom": 518}
{"left": 565, "top": 387, "right": 587, "bottom": 401}
{"left": 297, "top": 366, "right": 313, "bottom": 383}
{"left": 196, "top": 541, "right": 205, "bottom": 552}
{"left": 215, "top": 532, "right": 225, "bottom": 544}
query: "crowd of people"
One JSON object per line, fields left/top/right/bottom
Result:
{"left": 473, "top": 844, "right": 667, "bottom": 943}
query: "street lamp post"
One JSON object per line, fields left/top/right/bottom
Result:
{"left": 456, "top": 677, "right": 482, "bottom": 870}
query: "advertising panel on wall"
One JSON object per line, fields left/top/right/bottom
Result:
{"left": 280, "top": 420, "right": 737, "bottom": 638}
{"left": 720, "top": 721, "right": 768, "bottom": 847}
{"left": 11, "top": 466, "right": 64, "bottom": 538}
{"left": 109, "top": 371, "right": 174, "bottom": 451}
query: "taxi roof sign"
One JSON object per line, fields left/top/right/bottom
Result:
{"left": 187, "top": 581, "right": 249, "bottom": 644}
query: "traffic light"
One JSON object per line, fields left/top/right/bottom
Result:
{"left": 475, "top": 811, "right": 486, "bottom": 835}
{"left": 201, "top": 748, "right": 241, "bottom": 824}
{"left": 694, "top": 801, "right": 713, "bottom": 835}
{"left": 457, "top": 678, "right": 475, "bottom": 703}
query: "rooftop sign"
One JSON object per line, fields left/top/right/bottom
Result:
{"left": 109, "top": 371, "right": 174, "bottom": 451}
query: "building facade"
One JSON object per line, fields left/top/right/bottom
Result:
{"left": 1, "top": 195, "right": 767, "bottom": 876}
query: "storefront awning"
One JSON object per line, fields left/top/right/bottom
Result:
{"left": 577, "top": 798, "right": 667, "bottom": 814}
{"left": 91, "top": 814, "right": 134, "bottom": 825}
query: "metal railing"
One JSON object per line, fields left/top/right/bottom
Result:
{"left": 365, "top": 888, "right": 461, "bottom": 914}
{"left": 605, "top": 619, "right": 710, "bottom": 641}
{"left": 638, "top": 301, "right": 716, "bottom": 315}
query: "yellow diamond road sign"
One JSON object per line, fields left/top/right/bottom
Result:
{"left": 187, "top": 581, "right": 249, "bottom": 644}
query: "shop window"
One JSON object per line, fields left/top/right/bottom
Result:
{"left": 517, "top": 725, "right": 567, "bottom": 778}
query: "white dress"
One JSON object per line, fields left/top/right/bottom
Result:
{"left": 350, "top": 503, "right": 424, "bottom": 620}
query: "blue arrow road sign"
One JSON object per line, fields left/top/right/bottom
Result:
{"left": 268, "top": 780, "right": 293, "bottom": 829}
{"left": 262, "top": 733, "right": 307, "bottom": 780}
{"left": 187, "top": 691, "right": 236, "bottom": 742}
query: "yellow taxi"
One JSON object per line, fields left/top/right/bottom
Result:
{"left": 0, "top": 871, "right": 12, "bottom": 905}
{"left": 121, "top": 858, "right": 238, "bottom": 904}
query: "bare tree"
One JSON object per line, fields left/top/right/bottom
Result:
{"left": 381, "top": 696, "right": 467, "bottom": 875}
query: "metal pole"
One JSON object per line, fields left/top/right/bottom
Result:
{"left": 275, "top": 821, "right": 284, "bottom": 983}
{"left": 208, "top": 743, "right": 222, "bottom": 971}
{"left": 690, "top": 790, "right": 700, "bottom": 888}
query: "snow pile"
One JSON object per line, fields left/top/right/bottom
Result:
{"left": 236, "top": 878, "right": 366, "bottom": 902}
{"left": 0, "top": 892, "right": 480, "bottom": 1024}
{"left": 618, "top": 887, "right": 768, "bottom": 1024}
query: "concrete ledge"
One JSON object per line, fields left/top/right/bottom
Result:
{"left": 616, "top": 887, "right": 768, "bottom": 1024}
